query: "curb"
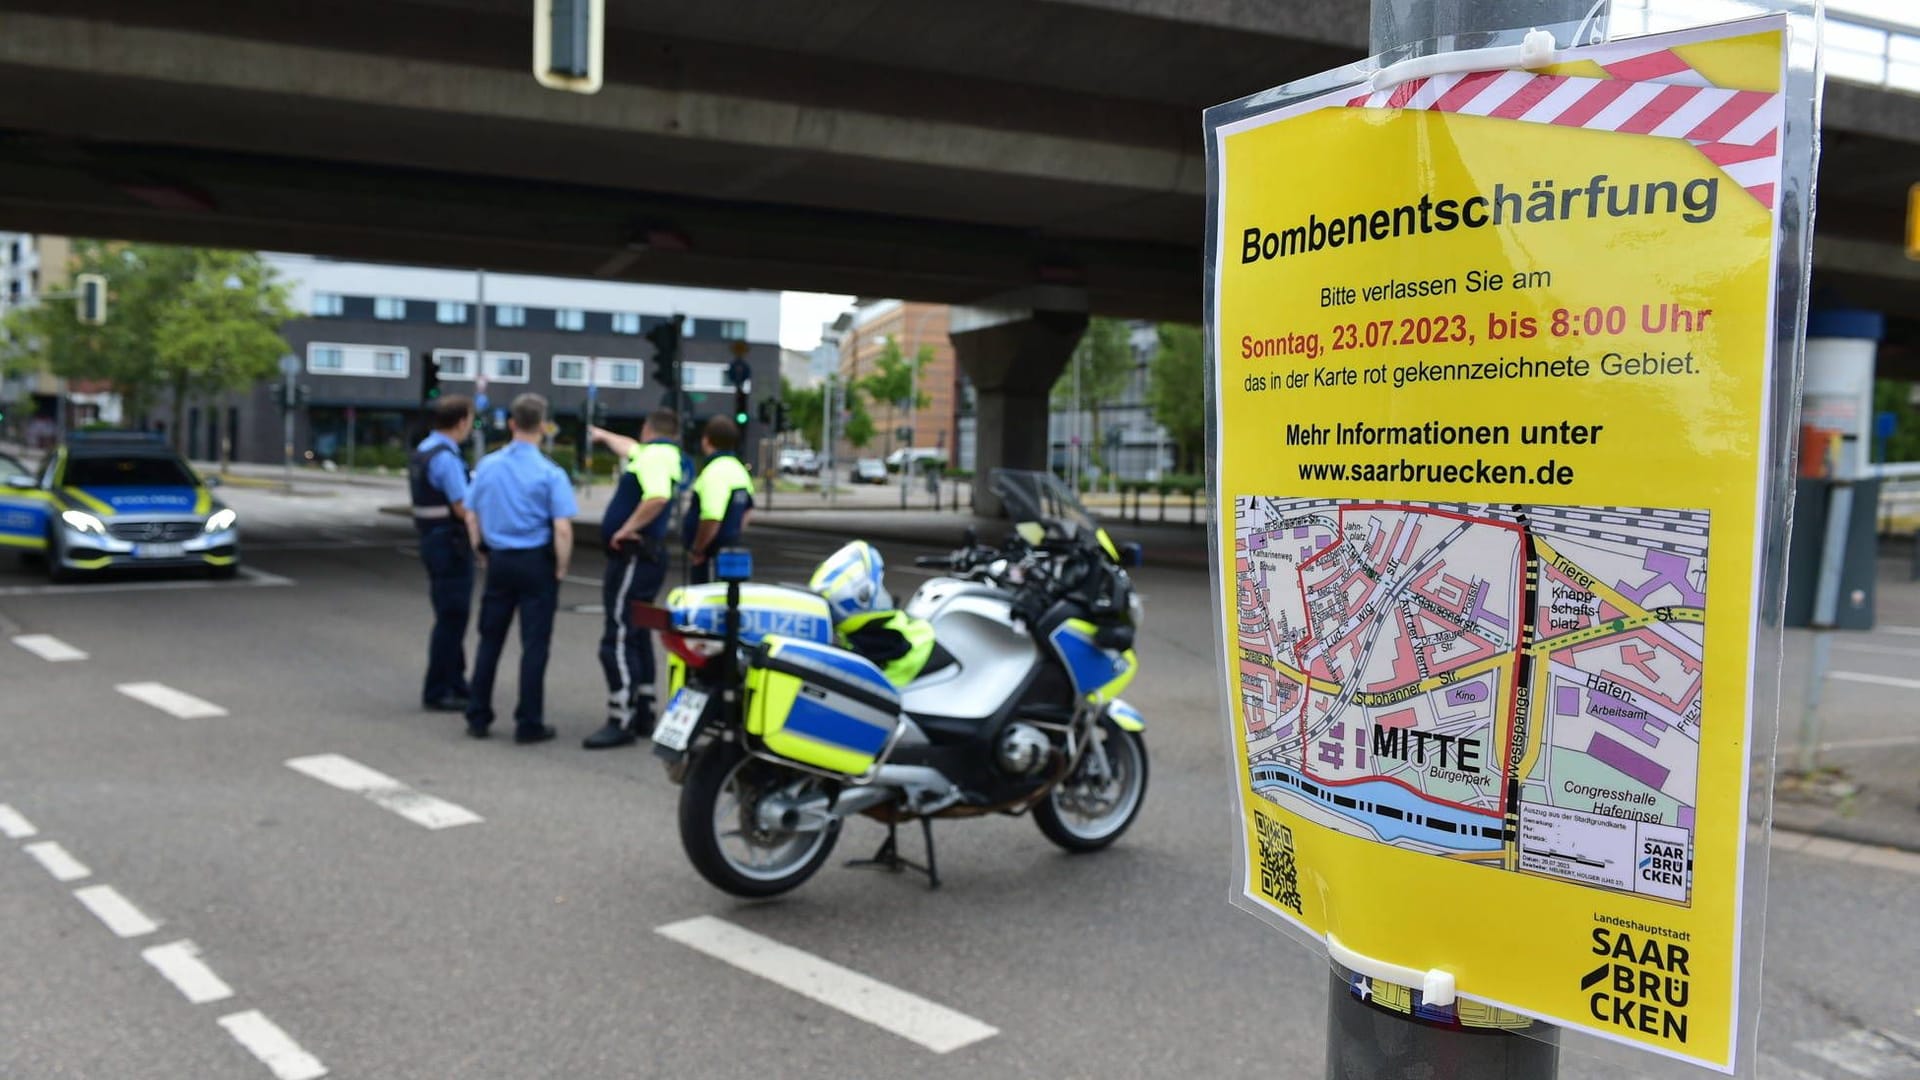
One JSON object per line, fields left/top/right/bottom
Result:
{"left": 1770, "top": 800, "right": 1920, "bottom": 856}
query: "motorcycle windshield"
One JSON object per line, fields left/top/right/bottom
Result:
{"left": 991, "top": 469, "right": 1099, "bottom": 540}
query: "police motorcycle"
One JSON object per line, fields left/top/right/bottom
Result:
{"left": 644, "top": 470, "right": 1148, "bottom": 898}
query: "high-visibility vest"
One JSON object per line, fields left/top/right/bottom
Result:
{"left": 838, "top": 609, "right": 936, "bottom": 688}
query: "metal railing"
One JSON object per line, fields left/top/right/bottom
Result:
{"left": 1609, "top": 0, "right": 1920, "bottom": 93}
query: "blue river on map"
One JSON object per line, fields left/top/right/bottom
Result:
{"left": 1251, "top": 764, "right": 1504, "bottom": 851}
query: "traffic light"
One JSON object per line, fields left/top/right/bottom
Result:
{"left": 647, "top": 315, "right": 683, "bottom": 394}
{"left": 775, "top": 400, "right": 790, "bottom": 434}
{"left": 733, "top": 387, "right": 750, "bottom": 427}
{"left": 75, "top": 274, "right": 107, "bottom": 326}
{"left": 422, "top": 356, "right": 441, "bottom": 403}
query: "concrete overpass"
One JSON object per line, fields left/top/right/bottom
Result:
{"left": 2, "top": 1, "right": 1919, "bottom": 490}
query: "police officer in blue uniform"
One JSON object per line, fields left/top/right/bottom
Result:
{"left": 463, "top": 393, "right": 579, "bottom": 744}
{"left": 683, "top": 416, "right": 755, "bottom": 586}
{"left": 410, "top": 396, "right": 475, "bottom": 712}
{"left": 581, "top": 408, "right": 686, "bottom": 749}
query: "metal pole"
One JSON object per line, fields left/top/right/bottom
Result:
{"left": 823, "top": 374, "right": 836, "bottom": 505}
{"left": 472, "top": 269, "right": 487, "bottom": 467}
{"left": 346, "top": 406, "right": 356, "bottom": 471}
{"left": 1798, "top": 436, "right": 1859, "bottom": 773}
{"left": 1324, "top": 4, "right": 1600, "bottom": 1078}
{"left": 282, "top": 367, "right": 296, "bottom": 492}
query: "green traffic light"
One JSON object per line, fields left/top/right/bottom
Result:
{"left": 735, "top": 411, "right": 749, "bottom": 424}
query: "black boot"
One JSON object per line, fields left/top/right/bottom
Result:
{"left": 627, "top": 696, "right": 657, "bottom": 738}
{"left": 582, "top": 720, "right": 636, "bottom": 749}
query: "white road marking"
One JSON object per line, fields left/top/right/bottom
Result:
{"left": 22, "top": 840, "right": 90, "bottom": 882}
{"left": 1835, "top": 642, "right": 1920, "bottom": 659}
{"left": 561, "top": 574, "right": 602, "bottom": 587}
{"left": 116, "top": 682, "right": 229, "bottom": 719}
{"left": 217, "top": 1010, "right": 328, "bottom": 1080}
{"left": 0, "top": 565, "right": 291, "bottom": 597}
{"left": 1794, "top": 1028, "right": 1920, "bottom": 1077}
{"left": 1877, "top": 625, "right": 1920, "bottom": 637}
{"left": 1830, "top": 670, "right": 1920, "bottom": 691}
{"left": 142, "top": 939, "right": 235, "bottom": 1004}
{"left": 656, "top": 915, "right": 998, "bottom": 1054}
{"left": 0, "top": 803, "right": 38, "bottom": 838}
{"left": 11, "top": 633, "right": 88, "bottom": 661}
{"left": 73, "top": 884, "right": 159, "bottom": 937}
{"left": 285, "top": 754, "right": 482, "bottom": 830}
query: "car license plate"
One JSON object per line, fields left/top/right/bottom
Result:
{"left": 134, "top": 542, "right": 187, "bottom": 559}
{"left": 653, "top": 688, "right": 709, "bottom": 751}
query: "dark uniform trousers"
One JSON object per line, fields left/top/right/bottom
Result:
{"left": 599, "top": 541, "right": 668, "bottom": 725}
{"left": 418, "top": 523, "right": 473, "bottom": 704}
{"left": 467, "top": 548, "right": 558, "bottom": 735}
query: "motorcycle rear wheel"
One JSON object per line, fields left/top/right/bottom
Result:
{"left": 679, "top": 741, "right": 841, "bottom": 898}
{"left": 1034, "top": 717, "right": 1148, "bottom": 853}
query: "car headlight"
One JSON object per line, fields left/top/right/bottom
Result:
{"left": 205, "top": 508, "right": 238, "bottom": 533}
{"left": 60, "top": 510, "right": 106, "bottom": 536}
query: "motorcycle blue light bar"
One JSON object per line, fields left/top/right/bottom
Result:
{"left": 715, "top": 548, "right": 753, "bottom": 582}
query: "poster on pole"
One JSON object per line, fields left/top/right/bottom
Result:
{"left": 1204, "top": 15, "right": 1815, "bottom": 1074}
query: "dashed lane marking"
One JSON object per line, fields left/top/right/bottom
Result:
{"left": 1831, "top": 670, "right": 1920, "bottom": 691}
{"left": 217, "top": 1010, "right": 328, "bottom": 1080}
{"left": 10, "top": 633, "right": 87, "bottom": 661}
{"left": 0, "top": 803, "right": 38, "bottom": 838}
{"left": 284, "top": 754, "right": 482, "bottom": 830}
{"left": 116, "top": 682, "right": 229, "bottom": 719}
{"left": 657, "top": 915, "right": 998, "bottom": 1054}
{"left": 73, "top": 884, "right": 159, "bottom": 938}
{"left": 0, "top": 565, "right": 292, "bottom": 597}
{"left": 22, "top": 840, "right": 90, "bottom": 882}
{"left": 142, "top": 939, "right": 235, "bottom": 1005}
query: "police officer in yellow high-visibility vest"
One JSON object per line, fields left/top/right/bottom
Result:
{"left": 682, "top": 416, "right": 754, "bottom": 586}
{"left": 582, "top": 408, "right": 688, "bottom": 749}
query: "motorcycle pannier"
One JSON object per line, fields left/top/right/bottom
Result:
{"left": 745, "top": 635, "right": 902, "bottom": 776}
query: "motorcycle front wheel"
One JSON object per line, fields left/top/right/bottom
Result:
{"left": 679, "top": 741, "right": 841, "bottom": 898}
{"left": 1033, "top": 716, "right": 1149, "bottom": 853}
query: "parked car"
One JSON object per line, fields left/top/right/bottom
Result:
{"left": 852, "top": 458, "right": 888, "bottom": 484}
{"left": 778, "top": 448, "right": 820, "bottom": 475}
{"left": 884, "top": 447, "right": 947, "bottom": 473}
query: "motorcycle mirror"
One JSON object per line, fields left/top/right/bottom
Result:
{"left": 1121, "top": 541, "right": 1145, "bottom": 568}
{"left": 962, "top": 526, "right": 977, "bottom": 547}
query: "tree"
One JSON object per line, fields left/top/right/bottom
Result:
{"left": 780, "top": 378, "right": 826, "bottom": 451}
{"left": 857, "top": 334, "right": 932, "bottom": 457}
{"left": 1148, "top": 322, "right": 1205, "bottom": 474}
{"left": 0, "top": 243, "right": 292, "bottom": 458}
{"left": 1050, "top": 317, "right": 1135, "bottom": 480}
{"left": 843, "top": 390, "right": 876, "bottom": 450}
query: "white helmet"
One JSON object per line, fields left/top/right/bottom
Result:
{"left": 810, "top": 540, "right": 892, "bottom": 623}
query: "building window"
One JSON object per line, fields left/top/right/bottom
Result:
{"left": 681, "top": 361, "right": 731, "bottom": 392}
{"left": 552, "top": 355, "right": 590, "bottom": 385}
{"left": 373, "top": 297, "right": 406, "bottom": 320}
{"left": 307, "top": 343, "right": 411, "bottom": 378}
{"left": 433, "top": 350, "right": 474, "bottom": 380}
{"left": 312, "top": 292, "right": 344, "bottom": 317}
{"left": 555, "top": 308, "right": 585, "bottom": 332}
{"left": 493, "top": 305, "right": 526, "bottom": 328}
{"left": 597, "top": 358, "right": 642, "bottom": 387}
{"left": 610, "top": 312, "right": 641, "bottom": 335}
{"left": 700, "top": 318, "right": 748, "bottom": 341}
{"left": 436, "top": 301, "right": 469, "bottom": 324}
{"left": 489, "top": 353, "right": 529, "bottom": 382}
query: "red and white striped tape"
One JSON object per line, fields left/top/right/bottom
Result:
{"left": 1345, "top": 56, "right": 1780, "bottom": 208}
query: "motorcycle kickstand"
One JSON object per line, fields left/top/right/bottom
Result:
{"left": 845, "top": 818, "right": 941, "bottom": 889}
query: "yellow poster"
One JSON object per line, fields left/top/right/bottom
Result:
{"left": 1208, "top": 17, "right": 1793, "bottom": 1073}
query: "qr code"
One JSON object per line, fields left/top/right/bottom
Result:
{"left": 1255, "top": 811, "right": 1302, "bottom": 913}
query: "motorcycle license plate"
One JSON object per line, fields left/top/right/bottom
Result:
{"left": 652, "top": 689, "right": 709, "bottom": 751}
{"left": 134, "top": 542, "right": 187, "bottom": 559}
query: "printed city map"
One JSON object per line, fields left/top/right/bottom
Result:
{"left": 1234, "top": 497, "right": 1705, "bottom": 905}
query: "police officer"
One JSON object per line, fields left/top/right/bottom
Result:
{"left": 463, "top": 393, "right": 578, "bottom": 744}
{"left": 581, "top": 408, "right": 685, "bottom": 749}
{"left": 683, "top": 416, "right": 754, "bottom": 585}
{"left": 411, "top": 395, "right": 475, "bottom": 712}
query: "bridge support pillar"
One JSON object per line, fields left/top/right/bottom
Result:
{"left": 949, "top": 292, "right": 1087, "bottom": 517}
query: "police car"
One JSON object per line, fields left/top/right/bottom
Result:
{"left": 0, "top": 432, "right": 239, "bottom": 582}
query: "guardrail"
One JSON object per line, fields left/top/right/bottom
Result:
{"left": 1609, "top": 1, "right": 1919, "bottom": 93}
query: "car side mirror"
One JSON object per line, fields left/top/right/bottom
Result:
{"left": 5, "top": 475, "right": 33, "bottom": 490}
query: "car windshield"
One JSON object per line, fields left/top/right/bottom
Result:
{"left": 991, "top": 469, "right": 1099, "bottom": 537}
{"left": 64, "top": 455, "right": 197, "bottom": 488}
